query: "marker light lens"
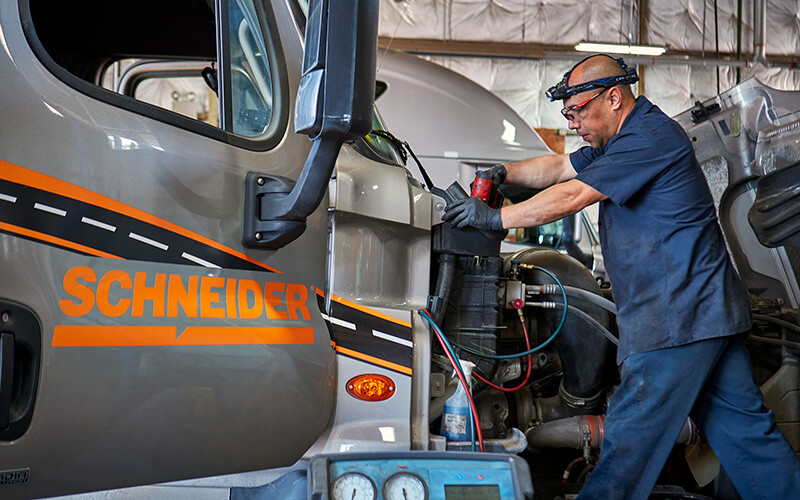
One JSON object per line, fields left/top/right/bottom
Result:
{"left": 346, "top": 374, "right": 395, "bottom": 401}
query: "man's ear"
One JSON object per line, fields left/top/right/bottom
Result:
{"left": 608, "top": 87, "right": 623, "bottom": 111}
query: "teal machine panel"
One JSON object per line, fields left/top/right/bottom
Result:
{"left": 309, "top": 451, "right": 533, "bottom": 500}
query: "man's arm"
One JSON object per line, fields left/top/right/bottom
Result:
{"left": 443, "top": 157, "right": 603, "bottom": 231}
{"left": 501, "top": 179, "right": 607, "bottom": 228}
{"left": 503, "top": 153, "right": 577, "bottom": 189}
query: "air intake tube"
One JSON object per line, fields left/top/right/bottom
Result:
{"left": 526, "top": 415, "right": 698, "bottom": 450}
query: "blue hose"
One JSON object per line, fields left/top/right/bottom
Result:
{"left": 419, "top": 309, "right": 476, "bottom": 451}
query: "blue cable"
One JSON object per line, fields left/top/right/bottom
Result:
{"left": 451, "top": 265, "right": 568, "bottom": 360}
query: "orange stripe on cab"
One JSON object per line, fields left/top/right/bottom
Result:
{"left": 53, "top": 325, "right": 177, "bottom": 346}
{"left": 177, "top": 326, "right": 314, "bottom": 345}
{"left": 53, "top": 325, "right": 314, "bottom": 346}
{"left": 316, "top": 289, "right": 413, "bottom": 329}
{"left": 0, "top": 160, "right": 279, "bottom": 273}
{"left": 335, "top": 345, "right": 412, "bottom": 376}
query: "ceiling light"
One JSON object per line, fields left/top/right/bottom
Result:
{"left": 575, "top": 42, "right": 667, "bottom": 57}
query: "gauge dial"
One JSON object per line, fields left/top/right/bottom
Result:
{"left": 383, "top": 472, "right": 428, "bottom": 500}
{"left": 332, "top": 472, "right": 376, "bottom": 500}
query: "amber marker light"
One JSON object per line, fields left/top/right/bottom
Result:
{"left": 346, "top": 374, "right": 395, "bottom": 401}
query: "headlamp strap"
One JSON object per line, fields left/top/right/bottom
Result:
{"left": 545, "top": 54, "right": 639, "bottom": 102}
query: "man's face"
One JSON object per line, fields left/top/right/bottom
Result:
{"left": 562, "top": 87, "right": 611, "bottom": 148}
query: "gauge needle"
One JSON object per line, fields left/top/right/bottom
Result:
{"left": 403, "top": 488, "right": 408, "bottom": 499}
{"left": 351, "top": 489, "right": 356, "bottom": 499}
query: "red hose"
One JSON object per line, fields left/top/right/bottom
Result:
{"left": 473, "top": 310, "right": 533, "bottom": 392}
{"left": 423, "top": 309, "right": 485, "bottom": 452}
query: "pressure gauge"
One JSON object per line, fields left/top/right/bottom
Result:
{"left": 383, "top": 472, "right": 428, "bottom": 500}
{"left": 331, "top": 472, "right": 376, "bottom": 500}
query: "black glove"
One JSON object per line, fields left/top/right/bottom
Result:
{"left": 486, "top": 163, "right": 507, "bottom": 184}
{"left": 442, "top": 198, "right": 504, "bottom": 230}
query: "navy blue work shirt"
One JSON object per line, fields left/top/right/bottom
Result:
{"left": 570, "top": 96, "right": 752, "bottom": 364}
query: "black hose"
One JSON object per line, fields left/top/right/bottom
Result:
{"left": 576, "top": 464, "right": 594, "bottom": 484}
{"left": 430, "top": 254, "right": 456, "bottom": 325}
{"left": 753, "top": 314, "right": 800, "bottom": 333}
{"left": 549, "top": 302, "right": 619, "bottom": 346}
{"left": 748, "top": 335, "right": 800, "bottom": 350}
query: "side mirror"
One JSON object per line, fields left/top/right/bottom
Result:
{"left": 243, "top": 0, "right": 379, "bottom": 249}
{"left": 295, "top": 0, "right": 377, "bottom": 138}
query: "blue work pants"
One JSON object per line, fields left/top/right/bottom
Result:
{"left": 577, "top": 333, "right": 800, "bottom": 500}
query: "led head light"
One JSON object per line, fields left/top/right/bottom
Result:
{"left": 545, "top": 54, "right": 639, "bottom": 102}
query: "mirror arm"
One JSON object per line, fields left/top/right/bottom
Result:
{"left": 265, "top": 136, "right": 343, "bottom": 220}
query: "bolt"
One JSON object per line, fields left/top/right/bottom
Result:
{"left": 254, "top": 232, "right": 262, "bottom": 240}
{"left": 1, "top": 312, "right": 9, "bottom": 323}
{"left": 257, "top": 177, "right": 265, "bottom": 186}
{"left": 435, "top": 202, "right": 445, "bottom": 211}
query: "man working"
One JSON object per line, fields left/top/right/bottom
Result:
{"left": 443, "top": 54, "right": 800, "bottom": 499}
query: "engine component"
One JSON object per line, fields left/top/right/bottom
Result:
{"left": 526, "top": 415, "right": 698, "bottom": 451}
{"left": 441, "top": 256, "right": 504, "bottom": 377}
{"left": 508, "top": 248, "right": 611, "bottom": 418}
{"left": 474, "top": 387, "right": 510, "bottom": 438}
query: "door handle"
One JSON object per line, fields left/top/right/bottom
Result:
{"left": 0, "top": 332, "right": 14, "bottom": 429}
{"left": 0, "top": 301, "right": 41, "bottom": 441}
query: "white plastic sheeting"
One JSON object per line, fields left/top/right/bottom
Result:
{"left": 381, "top": 0, "right": 636, "bottom": 44}
{"left": 648, "top": 0, "right": 751, "bottom": 53}
{"left": 379, "top": 0, "right": 800, "bottom": 130}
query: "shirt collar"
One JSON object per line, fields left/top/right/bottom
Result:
{"left": 619, "top": 96, "right": 652, "bottom": 133}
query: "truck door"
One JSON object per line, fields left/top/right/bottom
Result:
{"left": 0, "top": 1, "right": 334, "bottom": 498}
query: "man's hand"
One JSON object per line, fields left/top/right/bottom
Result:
{"left": 486, "top": 163, "right": 507, "bottom": 184}
{"left": 442, "top": 198, "right": 504, "bottom": 230}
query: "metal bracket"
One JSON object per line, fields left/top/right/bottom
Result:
{"left": 242, "top": 172, "right": 306, "bottom": 249}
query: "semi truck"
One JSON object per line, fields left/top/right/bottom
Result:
{"left": 0, "top": 0, "right": 798, "bottom": 499}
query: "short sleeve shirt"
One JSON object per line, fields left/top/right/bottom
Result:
{"left": 570, "top": 97, "right": 751, "bottom": 364}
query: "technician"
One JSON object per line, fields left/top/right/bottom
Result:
{"left": 443, "top": 54, "right": 800, "bottom": 499}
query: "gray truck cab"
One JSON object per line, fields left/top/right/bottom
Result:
{"left": 0, "top": 0, "right": 433, "bottom": 497}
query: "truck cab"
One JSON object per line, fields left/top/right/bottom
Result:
{"left": 1, "top": 0, "right": 427, "bottom": 497}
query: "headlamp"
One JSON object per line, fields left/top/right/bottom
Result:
{"left": 545, "top": 54, "right": 639, "bottom": 102}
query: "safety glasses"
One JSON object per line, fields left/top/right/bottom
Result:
{"left": 561, "top": 88, "right": 608, "bottom": 121}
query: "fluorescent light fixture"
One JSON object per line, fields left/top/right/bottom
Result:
{"left": 575, "top": 41, "right": 667, "bottom": 57}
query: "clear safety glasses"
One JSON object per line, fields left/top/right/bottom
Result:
{"left": 561, "top": 88, "right": 608, "bottom": 121}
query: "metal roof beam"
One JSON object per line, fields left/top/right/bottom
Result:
{"left": 378, "top": 37, "right": 800, "bottom": 69}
